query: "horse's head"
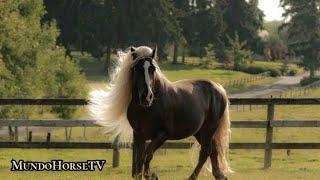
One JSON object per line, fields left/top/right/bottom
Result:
{"left": 130, "top": 46, "right": 157, "bottom": 108}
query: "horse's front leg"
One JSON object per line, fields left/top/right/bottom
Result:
{"left": 132, "top": 132, "right": 145, "bottom": 179}
{"left": 143, "top": 131, "right": 167, "bottom": 180}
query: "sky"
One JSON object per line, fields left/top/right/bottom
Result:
{"left": 258, "top": 0, "right": 284, "bottom": 21}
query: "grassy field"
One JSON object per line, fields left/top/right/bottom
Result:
{"left": 1, "top": 149, "right": 319, "bottom": 180}
{"left": 77, "top": 53, "right": 276, "bottom": 93}
{"left": 1, "top": 90, "right": 319, "bottom": 179}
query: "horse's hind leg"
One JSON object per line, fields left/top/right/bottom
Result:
{"left": 210, "top": 141, "right": 227, "bottom": 180}
{"left": 188, "top": 134, "right": 212, "bottom": 180}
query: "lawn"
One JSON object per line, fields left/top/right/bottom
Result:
{"left": 1, "top": 149, "right": 319, "bottom": 179}
{"left": 0, "top": 90, "right": 319, "bottom": 179}
{"left": 79, "top": 55, "right": 276, "bottom": 93}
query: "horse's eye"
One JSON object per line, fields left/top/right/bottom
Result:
{"left": 149, "top": 65, "right": 155, "bottom": 73}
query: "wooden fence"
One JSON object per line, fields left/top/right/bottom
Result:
{"left": 223, "top": 71, "right": 270, "bottom": 89}
{"left": 0, "top": 98, "right": 320, "bottom": 169}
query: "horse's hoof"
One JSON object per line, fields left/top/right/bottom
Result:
{"left": 144, "top": 172, "right": 158, "bottom": 180}
{"left": 150, "top": 172, "right": 158, "bottom": 180}
{"left": 134, "top": 173, "right": 143, "bottom": 180}
{"left": 215, "top": 175, "right": 227, "bottom": 180}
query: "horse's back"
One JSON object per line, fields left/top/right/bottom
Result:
{"left": 164, "top": 79, "right": 227, "bottom": 139}
{"left": 173, "top": 79, "right": 228, "bottom": 122}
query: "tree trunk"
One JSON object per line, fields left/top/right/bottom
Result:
{"left": 310, "top": 66, "right": 315, "bottom": 78}
{"left": 105, "top": 47, "right": 111, "bottom": 76}
{"left": 172, "top": 43, "right": 178, "bottom": 64}
{"left": 182, "top": 47, "right": 185, "bottom": 64}
{"left": 65, "top": 47, "right": 73, "bottom": 59}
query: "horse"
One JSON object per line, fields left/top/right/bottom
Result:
{"left": 89, "top": 46, "right": 232, "bottom": 180}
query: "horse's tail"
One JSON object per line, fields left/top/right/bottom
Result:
{"left": 213, "top": 99, "right": 232, "bottom": 175}
{"left": 189, "top": 83, "right": 232, "bottom": 175}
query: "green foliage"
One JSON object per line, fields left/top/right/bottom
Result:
{"left": 288, "top": 69, "right": 298, "bottom": 76}
{"left": 262, "top": 21, "right": 288, "bottom": 61}
{"left": 44, "top": 0, "right": 183, "bottom": 61}
{"left": 223, "top": 0, "right": 264, "bottom": 53}
{"left": 238, "top": 60, "right": 301, "bottom": 77}
{"left": 174, "top": 0, "right": 227, "bottom": 58}
{"left": 201, "top": 44, "right": 216, "bottom": 67}
{"left": 238, "top": 64, "right": 281, "bottom": 77}
{"left": 50, "top": 57, "right": 87, "bottom": 119}
{"left": 0, "top": 0, "right": 87, "bottom": 119}
{"left": 300, "top": 77, "right": 320, "bottom": 86}
{"left": 227, "top": 33, "right": 253, "bottom": 70}
{"left": 280, "top": 0, "right": 320, "bottom": 78}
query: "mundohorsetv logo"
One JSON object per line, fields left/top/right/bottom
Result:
{"left": 11, "top": 159, "right": 106, "bottom": 171}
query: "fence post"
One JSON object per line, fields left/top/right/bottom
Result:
{"left": 14, "top": 126, "right": 18, "bottom": 142}
{"left": 112, "top": 135, "right": 120, "bottom": 168}
{"left": 28, "top": 131, "right": 32, "bottom": 142}
{"left": 8, "top": 126, "right": 13, "bottom": 141}
{"left": 46, "top": 132, "right": 51, "bottom": 149}
{"left": 264, "top": 103, "right": 274, "bottom": 169}
{"left": 46, "top": 133, "right": 51, "bottom": 143}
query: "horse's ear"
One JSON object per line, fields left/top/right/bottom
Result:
{"left": 131, "top": 47, "right": 138, "bottom": 60}
{"left": 152, "top": 46, "right": 157, "bottom": 59}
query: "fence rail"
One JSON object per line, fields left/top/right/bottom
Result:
{"left": 1, "top": 142, "right": 320, "bottom": 149}
{"left": 223, "top": 71, "right": 270, "bottom": 89}
{"left": 1, "top": 97, "right": 319, "bottom": 105}
{"left": 1, "top": 119, "right": 320, "bottom": 128}
{"left": 0, "top": 98, "right": 320, "bottom": 169}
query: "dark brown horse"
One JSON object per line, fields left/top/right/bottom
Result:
{"left": 89, "top": 46, "right": 231, "bottom": 180}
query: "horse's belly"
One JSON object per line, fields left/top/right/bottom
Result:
{"left": 167, "top": 114, "right": 205, "bottom": 140}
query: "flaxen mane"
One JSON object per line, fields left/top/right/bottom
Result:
{"left": 88, "top": 46, "right": 163, "bottom": 142}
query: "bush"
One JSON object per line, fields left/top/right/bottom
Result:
{"left": 238, "top": 64, "right": 281, "bottom": 77}
{"left": 288, "top": 69, "right": 298, "bottom": 76}
{"left": 268, "top": 69, "right": 281, "bottom": 77}
{"left": 0, "top": 1, "right": 87, "bottom": 119}
{"left": 300, "top": 77, "right": 320, "bottom": 86}
{"left": 227, "top": 33, "right": 253, "bottom": 70}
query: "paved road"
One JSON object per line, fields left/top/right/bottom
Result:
{"left": 229, "top": 72, "right": 309, "bottom": 98}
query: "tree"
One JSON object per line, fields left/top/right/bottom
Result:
{"left": 43, "top": 0, "right": 83, "bottom": 57}
{"left": 263, "top": 21, "right": 288, "bottom": 61}
{"left": 228, "top": 33, "right": 253, "bottom": 70}
{"left": 0, "top": 0, "right": 86, "bottom": 119}
{"left": 127, "top": 0, "right": 183, "bottom": 60}
{"left": 223, "top": 0, "right": 264, "bottom": 52}
{"left": 280, "top": 0, "right": 320, "bottom": 78}
{"left": 173, "top": 0, "right": 227, "bottom": 59}
{"left": 44, "top": 0, "right": 183, "bottom": 68}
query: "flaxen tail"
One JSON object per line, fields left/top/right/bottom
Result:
{"left": 190, "top": 84, "right": 232, "bottom": 175}
{"left": 213, "top": 101, "right": 232, "bottom": 174}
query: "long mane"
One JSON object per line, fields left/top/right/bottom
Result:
{"left": 88, "top": 46, "right": 164, "bottom": 142}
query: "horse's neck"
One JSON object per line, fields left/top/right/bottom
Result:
{"left": 155, "top": 75, "right": 173, "bottom": 96}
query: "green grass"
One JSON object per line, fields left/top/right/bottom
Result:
{"left": 82, "top": 59, "right": 276, "bottom": 93}
{"left": 1, "top": 149, "right": 319, "bottom": 179}
{"left": 253, "top": 61, "right": 304, "bottom": 75}
{"left": 1, "top": 90, "right": 319, "bottom": 179}
{"left": 160, "top": 62, "right": 251, "bottom": 83}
